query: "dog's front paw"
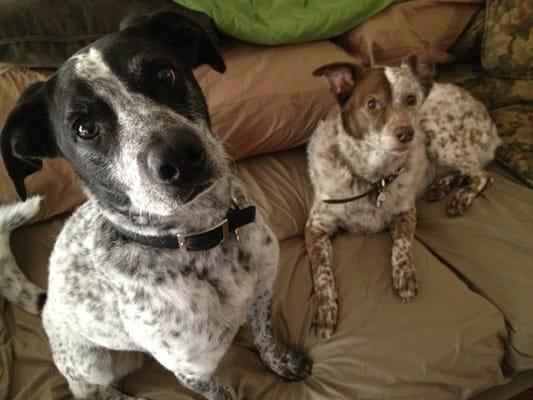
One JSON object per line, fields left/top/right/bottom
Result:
{"left": 267, "top": 345, "right": 312, "bottom": 381}
{"left": 313, "top": 297, "right": 338, "bottom": 339}
{"left": 392, "top": 260, "right": 418, "bottom": 302}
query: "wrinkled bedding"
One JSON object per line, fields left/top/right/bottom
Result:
{"left": 4, "top": 145, "right": 533, "bottom": 399}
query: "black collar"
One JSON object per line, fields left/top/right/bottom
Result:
{"left": 322, "top": 168, "right": 404, "bottom": 207}
{"left": 112, "top": 204, "right": 256, "bottom": 251}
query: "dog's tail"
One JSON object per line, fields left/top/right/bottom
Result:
{"left": 0, "top": 196, "right": 47, "bottom": 314}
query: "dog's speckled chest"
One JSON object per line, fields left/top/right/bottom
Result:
{"left": 44, "top": 191, "right": 275, "bottom": 359}
{"left": 307, "top": 119, "right": 431, "bottom": 234}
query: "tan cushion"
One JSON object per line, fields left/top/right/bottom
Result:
{"left": 416, "top": 166, "right": 533, "bottom": 371}
{"left": 335, "top": 0, "right": 482, "bottom": 66}
{"left": 4, "top": 148, "right": 515, "bottom": 399}
{"left": 242, "top": 147, "right": 533, "bottom": 373}
{"left": 0, "top": 41, "right": 353, "bottom": 219}
{"left": 194, "top": 41, "right": 354, "bottom": 159}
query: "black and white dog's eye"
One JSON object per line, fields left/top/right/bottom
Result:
{"left": 406, "top": 94, "right": 417, "bottom": 105}
{"left": 156, "top": 67, "right": 176, "bottom": 87}
{"left": 76, "top": 119, "right": 100, "bottom": 140}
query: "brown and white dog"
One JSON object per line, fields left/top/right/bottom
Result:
{"left": 305, "top": 52, "right": 501, "bottom": 339}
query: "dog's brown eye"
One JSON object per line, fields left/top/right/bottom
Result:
{"left": 76, "top": 120, "right": 100, "bottom": 140}
{"left": 406, "top": 94, "right": 417, "bottom": 105}
{"left": 156, "top": 67, "right": 176, "bottom": 86}
{"left": 367, "top": 98, "right": 378, "bottom": 110}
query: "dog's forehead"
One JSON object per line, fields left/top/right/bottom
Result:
{"left": 358, "top": 68, "right": 392, "bottom": 99}
{"left": 65, "top": 31, "right": 169, "bottom": 84}
{"left": 71, "top": 47, "right": 114, "bottom": 81}
{"left": 383, "top": 66, "right": 420, "bottom": 98}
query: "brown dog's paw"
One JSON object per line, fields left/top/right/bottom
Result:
{"left": 313, "top": 297, "right": 338, "bottom": 339}
{"left": 427, "top": 174, "right": 460, "bottom": 202}
{"left": 447, "top": 187, "right": 476, "bottom": 216}
{"left": 392, "top": 264, "right": 418, "bottom": 302}
{"left": 447, "top": 174, "right": 493, "bottom": 216}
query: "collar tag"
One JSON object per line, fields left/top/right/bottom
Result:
{"left": 322, "top": 167, "right": 404, "bottom": 206}
{"left": 376, "top": 190, "right": 386, "bottom": 208}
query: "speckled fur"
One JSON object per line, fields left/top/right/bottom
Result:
{"left": 306, "top": 58, "right": 499, "bottom": 338}
{"left": 420, "top": 82, "right": 501, "bottom": 215}
{"left": 43, "top": 175, "right": 310, "bottom": 400}
{"left": 0, "top": 23, "right": 310, "bottom": 400}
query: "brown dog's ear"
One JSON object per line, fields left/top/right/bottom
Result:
{"left": 0, "top": 81, "right": 59, "bottom": 200}
{"left": 313, "top": 62, "right": 363, "bottom": 105}
{"left": 402, "top": 50, "right": 454, "bottom": 88}
{"left": 122, "top": 10, "right": 225, "bottom": 73}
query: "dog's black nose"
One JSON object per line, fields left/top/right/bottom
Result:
{"left": 148, "top": 131, "right": 206, "bottom": 184}
{"left": 395, "top": 126, "right": 414, "bottom": 143}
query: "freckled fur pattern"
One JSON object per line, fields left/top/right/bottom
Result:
{"left": 306, "top": 61, "right": 500, "bottom": 338}
{"left": 420, "top": 82, "right": 501, "bottom": 215}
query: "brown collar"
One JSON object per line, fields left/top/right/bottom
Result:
{"left": 322, "top": 168, "right": 404, "bottom": 207}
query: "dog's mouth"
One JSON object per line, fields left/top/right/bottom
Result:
{"left": 387, "top": 145, "right": 411, "bottom": 154}
{"left": 386, "top": 140, "right": 413, "bottom": 154}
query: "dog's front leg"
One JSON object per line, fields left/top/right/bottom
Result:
{"left": 305, "top": 217, "right": 337, "bottom": 339}
{"left": 248, "top": 291, "right": 312, "bottom": 380}
{"left": 390, "top": 208, "right": 418, "bottom": 302}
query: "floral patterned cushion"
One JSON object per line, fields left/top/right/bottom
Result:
{"left": 482, "top": 0, "right": 533, "bottom": 79}
{"left": 438, "top": 63, "right": 533, "bottom": 188}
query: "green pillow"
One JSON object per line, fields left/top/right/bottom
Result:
{"left": 173, "top": 0, "right": 395, "bottom": 45}
{"left": 0, "top": 0, "right": 177, "bottom": 68}
{"left": 0, "top": 0, "right": 396, "bottom": 67}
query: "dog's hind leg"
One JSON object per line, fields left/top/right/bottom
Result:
{"left": 45, "top": 328, "right": 147, "bottom": 399}
{"left": 248, "top": 291, "right": 312, "bottom": 380}
{"left": 305, "top": 211, "right": 338, "bottom": 339}
{"left": 447, "top": 160, "right": 493, "bottom": 216}
{"left": 426, "top": 173, "right": 462, "bottom": 202}
{"left": 390, "top": 208, "right": 418, "bottom": 302}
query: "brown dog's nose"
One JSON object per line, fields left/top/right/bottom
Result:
{"left": 395, "top": 126, "right": 414, "bottom": 143}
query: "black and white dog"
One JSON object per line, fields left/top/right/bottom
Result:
{"left": 0, "top": 11, "right": 311, "bottom": 400}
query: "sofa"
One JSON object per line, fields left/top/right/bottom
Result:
{"left": 1, "top": 0, "right": 532, "bottom": 399}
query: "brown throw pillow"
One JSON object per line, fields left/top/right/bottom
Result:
{"left": 0, "top": 40, "right": 354, "bottom": 220}
{"left": 194, "top": 41, "right": 354, "bottom": 159}
{"left": 335, "top": 0, "right": 483, "bottom": 66}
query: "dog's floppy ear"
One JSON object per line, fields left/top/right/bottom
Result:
{"left": 0, "top": 81, "right": 59, "bottom": 199}
{"left": 313, "top": 62, "right": 363, "bottom": 105}
{"left": 122, "top": 10, "right": 225, "bottom": 73}
{"left": 402, "top": 50, "right": 454, "bottom": 88}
